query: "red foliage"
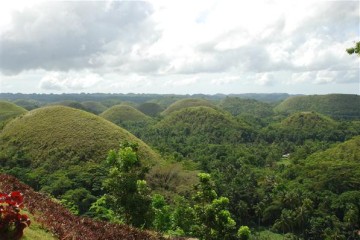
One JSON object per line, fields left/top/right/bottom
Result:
{"left": 0, "top": 190, "right": 30, "bottom": 240}
{"left": 0, "top": 174, "right": 174, "bottom": 240}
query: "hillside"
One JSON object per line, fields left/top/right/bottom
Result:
{"left": 137, "top": 102, "right": 163, "bottom": 117}
{"left": 0, "top": 106, "right": 159, "bottom": 169}
{"left": 13, "top": 99, "right": 41, "bottom": 111}
{"left": 219, "top": 97, "right": 273, "bottom": 117}
{"left": 100, "top": 104, "right": 151, "bottom": 126}
{"left": 48, "top": 100, "right": 88, "bottom": 111}
{"left": 161, "top": 98, "right": 217, "bottom": 115}
{"left": 0, "top": 174, "right": 167, "bottom": 240}
{"left": 263, "top": 111, "right": 343, "bottom": 143}
{"left": 81, "top": 101, "right": 107, "bottom": 114}
{"left": 274, "top": 94, "right": 360, "bottom": 119}
{"left": 146, "top": 106, "right": 253, "bottom": 160}
{"left": 0, "top": 101, "right": 27, "bottom": 127}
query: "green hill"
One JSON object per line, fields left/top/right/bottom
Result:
{"left": 147, "top": 106, "right": 252, "bottom": 160}
{"left": 49, "top": 100, "right": 87, "bottom": 111}
{"left": 161, "top": 98, "right": 217, "bottom": 115}
{"left": 0, "top": 101, "right": 27, "bottom": 127}
{"left": 100, "top": 104, "right": 151, "bottom": 126}
{"left": 219, "top": 97, "right": 273, "bottom": 117}
{"left": 0, "top": 106, "right": 159, "bottom": 169}
{"left": 81, "top": 101, "right": 107, "bottom": 114}
{"left": 263, "top": 112, "right": 343, "bottom": 143}
{"left": 274, "top": 94, "right": 360, "bottom": 119}
{"left": 293, "top": 136, "right": 360, "bottom": 194}
{"left": 13, "top": 99, "right": 41, "bottom": 111}
{"left": 137, "top": 102, "right": 163, "bottom": 117}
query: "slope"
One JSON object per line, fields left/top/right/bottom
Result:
{"left": 274, "top": 94, "right": 360, "bottom": 119}
{"left": 0, "top": 101, "right": 27, "bottom": 127}
{"left": 161, "top": 98, "right": 217, "bottom": 115}
{"left": 100, "top": 104, "right": 151, "bottom": 126}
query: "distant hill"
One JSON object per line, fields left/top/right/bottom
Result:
{"left": 81, "top": 101, "right": 107, "bottom": 114}
{"left": 137, "top": 102, "right": 163, "bottom": 117}
{"left": 0, "top": 101, "right": 27, "bottom": 127}
{"left": 147, "top": 106, "right": 252, "bottom": 159}
{"left": 0, "top": 106, "right": 159, "bottom": 169}
{"left": 100, "top": 105, "right": 151, "bottom": 126}
{"left": 219, "top": 97, "right": 273, "bottom": 117}
{"left": 161, "top": 98, "right": 217, "bottom": 115}
{"left": 49, "top": 100, "right": 88, "bottom": 111}
{"left": 274, "top": 94, "right": 360, "bottom": 119}
{"left": 263, "top": 111, "right": 345, "bottom": 143}
{"left": 13, "top": 99, "right": 42, "bottom": 110}
{"left": 293, "top": 136, "right": 360, "bottom": 194}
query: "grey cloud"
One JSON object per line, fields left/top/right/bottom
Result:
{"left": 0, "top": 1, "right": 157, "bottom": 74}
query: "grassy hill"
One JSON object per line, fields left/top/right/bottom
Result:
{"left": 147, "top": 106, "right": 253, "bottom": 160}
{"left": 48, "top": 100, "right": 88, "bottom": 111}
{"left": 161, "top": 98, "right": 217, "bottom": 115}
{"left": 0, "top": 106, "right": 159, "bottom": 169}
{"left": 274, "top": 94, "right": 360, "bottom": 119}
{"left": 100, "top": 105, "right": 152, "bottom": 126}
{"left": 219, "top": 97, "right": 273, "bottom": 117}
{"left": 137, "top": 102, "right": 163, "bottom": 117}
{"left": 0, "top": 101, "right": 27, "bottom": 128}
{"left": 263, "top": 111, "right": 344, "bottom": 143}
{"left": 81, "top": 101, "right": 107, "bottom": 115}
{"left": 13, "top": 99, "right": 42, "bottom": 111}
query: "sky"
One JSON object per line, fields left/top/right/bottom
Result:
{"left": 0, "top": 0, "right": 359, "bottom": 95}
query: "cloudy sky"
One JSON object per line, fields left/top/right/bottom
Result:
{"left": 0, "top": 0, "right": 359, "bottom": 94}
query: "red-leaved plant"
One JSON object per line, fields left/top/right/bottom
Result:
{"left": 0, "top": 191, "right": 31, "bottom": 240}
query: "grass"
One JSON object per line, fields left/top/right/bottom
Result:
{"left": 0, "top": 101, "right": 27, "bottom": 126}
{"left": 81, "top": 101, "right": 107, "bottom": 114}
{"left": 274, "top": 94, "right": 360, "bottom": 119}
{"left": 22, "top": 210, "right": 57, "bottom": 240}
{"left": 0, "top": 105, "right": 161, "bottom": 168}
{"left": 100, "top": 104, "right": 151, "bottom": 125}
{"left": 161, "top": 98, "right": 217, "bottom": 115}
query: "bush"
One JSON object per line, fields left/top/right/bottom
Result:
{"left": 0, "top": 191, "right": 31, "bottom": 240}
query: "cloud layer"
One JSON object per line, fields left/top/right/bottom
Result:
{"left": 0, "top": 0, "right": 359, "bottom": 94}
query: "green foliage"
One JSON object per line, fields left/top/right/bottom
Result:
{"left": 237, "top": 226, "right": 251, "bottom": 240}
{"left": 100, "top": 104, "right": 151, "bottom": 126}
{"left": 13, "top": 99, "right": 41, "bottom": 111}
{"left": 137, "top": 102, "right": 163, "bottom": 117}
{"left": 103, "top": 142, "right": 154, "bottom": 228}
{"left": 346, "top": 41, "right": 360, "bottom": 56}
{"left": 161, "top": 98, "right": 217, "bottom": 115}
{"left": 219, "top": 97, "right": 273, "bottom": 118}
{"left": 192, "top": 173, "right": 237, "bottom": 240}
{"left": 274, "top": 94, "right": 360, "bottom": 120}
{"left": 81, "top": 101, "right": 107, "bottom": 114}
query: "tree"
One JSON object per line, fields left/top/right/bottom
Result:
{"left": 103, "top": 142, "right": 153, "bottom": 228}
{"left": 192, "top": 173, "right": 237, "bottom": 240}
{"left": 346, "top": 41, "right": 360, "bottom": 56}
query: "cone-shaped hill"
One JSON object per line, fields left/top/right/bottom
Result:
{"left": 49, "top": 100, "right": 87, "bottom": 111}
{"left": 100, "top": 104, "right": 151, "bottom": 126}
{"left": 13, "top": 99, "right": 41, "bottom": 110}
{"left": 274, "top": 94, "right": 360, "bottom": 120}
{"left": 137, "top": 102, "right": 163, "bottom": 117}
{"left": 81, "top": 101, "right": 107, "bottom": 114}
{"left": 0, "top": 101, "right": 27, "bottom": 126}
{"left": 219, "top": 97, "right": 273, "bottom": 117}
{"left": 264, "top": 111, "right": 343, "bottom": 143}
{"left": 147, "top": 106, "right": 253, "bottom": 158}
{"left": 0, "top": 106, "right": 159, "bottom": 169}
{"left": 161, "top": 98, "right": 217, "bottom": 115}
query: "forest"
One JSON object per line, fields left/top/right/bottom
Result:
{"left": 0, "top": 93, "right": 359, "bottom": 240}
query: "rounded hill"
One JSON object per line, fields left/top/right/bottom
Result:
{"left": 263, "top": 111, "right": 343, "bottom": 143}
{"left": 219, "top": 97, "right": 273, "bottom": 117}
{"left": 49, "top": 100, "right": 87, "bottom": 111}
{"left": 274, "top": 94, "right": 360, "bottom": 119}
{"left": 137, "top": 102, "right": 163, "bottom": 117}
{"left": 161, "top": 98, "right": 217, "bottom": 115}
{"left": 0, "top": 101, "right": 27, "bottom": 126}
{"left": 100, "top": 104, "right": 151, "bottom": 125}
{"left": 81, "top": 101, "right": 107, "bottom": 114}
{"left": 147, "top": 106, "right": 253, "bottom": 158}
{"left": 0, "top": 106, "right": 159, "bottom": 168}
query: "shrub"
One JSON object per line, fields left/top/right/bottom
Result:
{"left": 0, "top": 191, "right": 31, "bottom": 240}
